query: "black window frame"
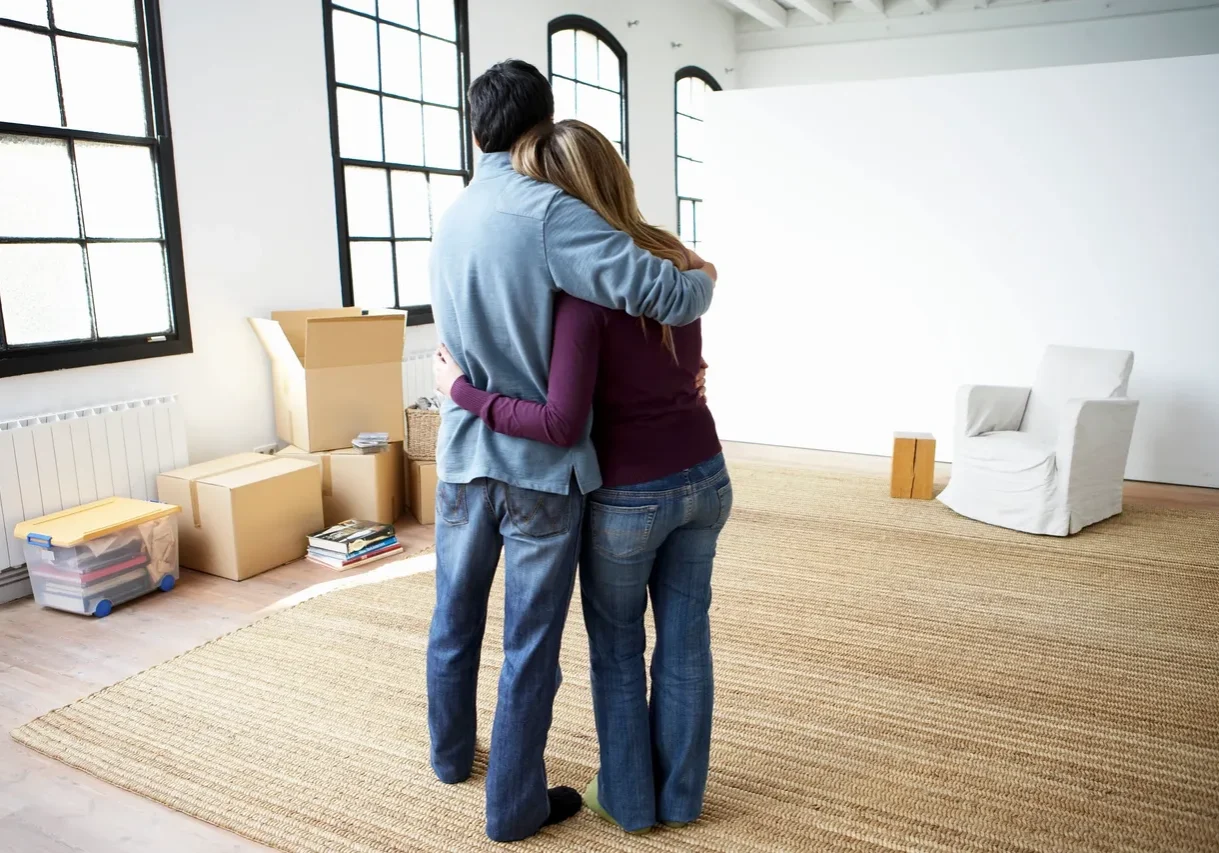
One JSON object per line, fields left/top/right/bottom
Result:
{"left": 322, "top": 0, "right": 473, "bottom": 328}
{"left": 0, "top": 0, "right": 190, "bottom": 379}
{"left": 675, "top": 66, "right": 720, "bottom": 251}
{"left": 547, "top": 14, "right": 629, "bottom": 163}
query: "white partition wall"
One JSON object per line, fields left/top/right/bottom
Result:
{"left": 701, "top": 54, "right": 1219, "bottom": 488}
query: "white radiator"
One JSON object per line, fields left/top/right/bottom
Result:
{"left": 403, "top": 349, "right": 434, "bottom": 406}
{"left": 0, "top": 396, "right": 188, "bottom": 601}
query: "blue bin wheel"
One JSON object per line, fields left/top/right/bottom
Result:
{"left": 159, "top": 574, "right": 176, "bottom": 592}
{"left": 94, "top": 600, "right": 113, "bottom": 618}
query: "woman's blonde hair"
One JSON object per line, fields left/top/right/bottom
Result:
{"left": 512, "top": 119, "right": 687, "bottom": 356}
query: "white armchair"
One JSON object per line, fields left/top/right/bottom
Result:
{"left": 937, "top": 346, "right": 1139, "bottom": 536}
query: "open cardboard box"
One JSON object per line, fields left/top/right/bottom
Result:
{"left": 249, "top": 309, "right": 406, "bottom": 452}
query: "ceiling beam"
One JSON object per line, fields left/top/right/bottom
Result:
{"left": 912, "top": 0, "right": 938, "bottom": 12}
{"left": 850, "top": 0, "right": 887, "bottom": 15}
{"left": 786, "top": 0, "right": 835, "bottom": 25}
{"left": 724, "top": 0, "right": 788, "bottom": 28}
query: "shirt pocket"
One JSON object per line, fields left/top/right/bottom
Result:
{"left": 506, "top": 486, "right": 573, "bottom": 539}
{"left": 588, "top": 502, "right": 659, "bottom": 561}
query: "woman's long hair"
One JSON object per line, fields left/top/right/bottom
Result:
{"left": 512, "top": 120, "right": 687, "bottom": 357}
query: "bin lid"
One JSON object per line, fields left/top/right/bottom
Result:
{"left": 13, "top": 497, "right": 181, "bottom": 547}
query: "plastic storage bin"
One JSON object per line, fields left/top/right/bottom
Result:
{"left": 14, "top": 497, "right": 182, "bottom": 617}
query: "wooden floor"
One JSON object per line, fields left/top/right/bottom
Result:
{"left": 1, "top": 444, "right": 1215, "bottom": 852}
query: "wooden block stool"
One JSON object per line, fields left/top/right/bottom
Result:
{"left": 891, "top": 432, "right": 936, "bottom": 500}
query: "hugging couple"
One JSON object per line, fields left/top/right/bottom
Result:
{"left": 425, "top": 59, "right": 730, "bottom": 843}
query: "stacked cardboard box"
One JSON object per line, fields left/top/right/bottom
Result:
{"left": 152, "top": 309, "right": 412, "bottom": 581}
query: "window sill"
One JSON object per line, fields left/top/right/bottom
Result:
{"left": 0, "top": 337, "right": 193, "bottom": 379}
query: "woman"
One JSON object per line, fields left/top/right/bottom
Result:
{"left": 433, "top": 119, "right": 731, "bottom": 835}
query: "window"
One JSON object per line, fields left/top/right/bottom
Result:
{"left": 323, "top": 0, "right": 472, "bottom": 325}
{"left": 675, "top": 67, "right": 720, "bottom": 250}
{"left": 0, "top": 0, "right": 188, "bottom": 378}
{"left": 548, "top": 15, "right": 627, "bottom": 160}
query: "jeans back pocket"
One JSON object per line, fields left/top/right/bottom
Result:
{"left": 437, "top": 481, "right": 469, "bottom": 526}
{"left": 506, "top": 486, "right": 573, "bottom": 539}
{"left": 588, "top": 502, "right": 659, "bottom": 560}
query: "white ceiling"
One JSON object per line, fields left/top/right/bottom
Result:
{"left": 715, "top": 0, "right": 1219, "bottom": 49}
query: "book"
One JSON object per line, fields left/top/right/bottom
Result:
{"left": 306, "top": 544, "right": 403, "bottom": 571}
{"left": 308, "top": 519, "right": 396, "bottom": 555}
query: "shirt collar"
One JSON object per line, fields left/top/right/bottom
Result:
{"left": 473, "top": 151, "right": 513, "bottom": 181}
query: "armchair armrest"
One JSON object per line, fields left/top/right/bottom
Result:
{"left": 956, "top": 385, "right": 1031, "bottom": 438}
{"left": 1057, "top": 398, "right": 1140, "bottom": 488}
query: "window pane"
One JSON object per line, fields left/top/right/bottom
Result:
{"left": 678, "top": 199, "right": 694, "bottom": 244}
{"left": 574, "top": 30, "right": 600, "bottom": 85}
{"left": 378, "top": 0, "right": 416, "bottom": 27}
{"left": 332, "top": 10, "right": 379, "bottom": 90}
{"left": 87, "top": 243, "right": 170, "bottom": 337}
{"left": 383, "top": 97, "right": 424, "bottom": 165}
{"left": 422, "top": 105, "right": 460, "bottom": 170}
{"left": 418, "top": 0, "right": 455, "bottom": 41}
{"left": 333, "top": 0, "right": 374, "bottom": 14}
{"left": 337, "top": 87, "right": 383, "bottom": 161}
{"left": 597, "top": 42, "right": 620, "bottom": 93}
{"left": 395, "top": 240, "right": 430, "bottom": 307}
{"left": 0, "top": 28, "right": 61, "bottom": 127}
{"left": 0, "top": 135, "right": 78, "bottom": 238}
{"left": 75, "top": 142, "right": 162, "bottom": 239}
{"left": 691, "top": 78, "right": 709, "bottom": 118}
{"left": 349, "top": 241, "right": 395, "bottom": 308}
{"left": 550, "top": 30, "right": 574, "bottom": 80}
{"left": 552, "top": 76, "right": 575, "bottom": 123}
{"left": 429, "top": 174, "right": 464, "bottom": 233}
{"left": 421, "top": 36, "right": 458, "bottom": 107}
{"left": 677, "top": 114, "right": 703, "bottom": 162}
{"left": 379, "top": 24, "right": 420, "bottom": 100}
{"left": 344, "top": 166, "right": 391, "bottom": 237}
{"left": 578, "top": 84, "right": 620, "bottom": 144}
{"left": 677, "top": 77, "right": 693, "bottom": 115}
{"left": 0, "top": 0, "right": 48, "bottom": 26}
{"left": 58, "top": 38, "right": 147, "bottom": 135}
{"left": 0, "top": 244, "right": 92, "bottom": 345}
{"left": 52, "top": 0, "right": 138, "bottom": 42}
{"left": 390, "top": 170, "right": 429, "bottom": 238}
{"left": 677, "top": 158, "right": 702, "bottom": 200}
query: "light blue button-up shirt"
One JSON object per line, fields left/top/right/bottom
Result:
{"left": 430, "top": 151, "right": 715, "bottom": 495}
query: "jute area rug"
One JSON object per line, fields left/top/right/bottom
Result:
{"left": 12, "top": 465, "right": 1219, "bottom": 852}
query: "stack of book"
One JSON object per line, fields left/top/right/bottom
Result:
{"left": 306, "top": 519, "right": 402, "bottom": 570}
{"left": 351, "top": 432, "right": 390, "bottom": 454}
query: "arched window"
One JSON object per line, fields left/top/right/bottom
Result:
{"left": 548, "top": 15, "right": 627, "bottom": 159}
{"left": 323, "top": 0, "right": 472, "bottom": 322}
{"left": 675, "top": 67, "right": 720, "bottom": 249}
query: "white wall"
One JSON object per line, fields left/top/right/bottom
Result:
{"left": 468, "top": 0, "right": 737, "bottom": 230}
{"left": 737, "top": 6, "right": 1219, "bottom": 87}
{"left": 702, "top": 54, "right": 1219, "bottom": 488}
{"left": 0, "top": 0, "right": 735, "bottom": 464}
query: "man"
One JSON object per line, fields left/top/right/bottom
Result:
{"left": 427, "top": 60, "right": 718, "bottom": 843}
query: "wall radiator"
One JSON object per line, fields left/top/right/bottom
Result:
{"left": 0, "top": 396, "right": 188, "bottom": 602}
{"left": 403, "top": 349, "right": 434, "bottom": 406}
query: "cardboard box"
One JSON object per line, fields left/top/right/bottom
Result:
{"left": 157, "top": 454, "right": 324, "bottom": 581}
{"left": 248, "top": 308, "right": 406, "bottom": 452}
{"left": 278, "top": 442, "right": 404, "bottom": 527}
{"left": 407, "top": 459, "right": 438, "bottom": 526}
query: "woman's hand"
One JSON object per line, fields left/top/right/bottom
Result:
{"left": 433, "top": 343, "right": 466, "bottom": 398}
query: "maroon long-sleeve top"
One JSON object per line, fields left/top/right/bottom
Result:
{"left": 450, "top": 293, "right": 721, "bottom": 488}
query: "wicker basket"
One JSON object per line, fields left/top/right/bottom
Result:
{"left": 405, "top": 406, "right": 440, "bottom": 461}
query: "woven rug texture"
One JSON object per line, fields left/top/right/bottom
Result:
{"left": 12, "top": 465, "right": 1219, "bottom": 852}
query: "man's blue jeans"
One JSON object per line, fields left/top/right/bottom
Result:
{"left": 580, "top": 453, "right": 732, "bottom": 832}
{"left": 426, "top": 476, "right": 584, "bottom": 842}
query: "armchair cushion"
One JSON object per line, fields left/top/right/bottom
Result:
{"left": 1020, "top": 346, "right": 1134, "bottom": 444}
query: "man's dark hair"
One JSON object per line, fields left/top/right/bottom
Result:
{"left": 469, "top": 60, "right": 554, "bottom": 153}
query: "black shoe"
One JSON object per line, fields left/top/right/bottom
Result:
{"left": 542, "top": 786, "right": 583, "bottom": 827}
